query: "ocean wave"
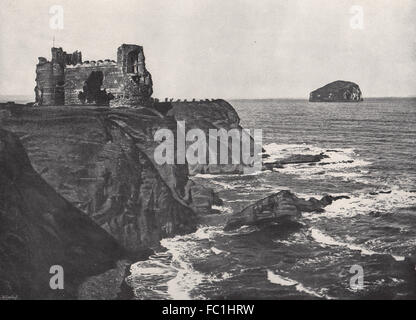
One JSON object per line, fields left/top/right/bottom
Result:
{"left": 127, "top": 252, "right": 178, "bottom": 299}
{"left": 262, "top": 143, "right": 371, "bottom": 180}
{"left": 309, "top": 228, "right": 405, "bottom": 261}
{"left": 320, "top": 188, "right": 416, "bottom": 219}
{"left": 267, "top": 269, "right": 330, "bottom": 299}
{"left": 209, "top": 180, "right": 239, "bottom": 190}
{"left": 129, "top": 226, "right": 232, "bottom": 300}
{"left": 212, "top": 205, "right": 233, "bottom": 214}
{"left": 211, "top": 246, "right": 226, "bottom": 255}
{"left": 223, "top": 225, "right": 259, "bottom": 236}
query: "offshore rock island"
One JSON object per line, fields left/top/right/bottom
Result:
{"left": 309, "top": 80, "right": 363, "bottom": 102}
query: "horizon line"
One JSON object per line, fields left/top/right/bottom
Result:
{"left": 0, "top": 94, "right": 415, "bottom": 101}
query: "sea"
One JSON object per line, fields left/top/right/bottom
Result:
{"left": 127, "top": 98, "right": 416, "bottom": 300}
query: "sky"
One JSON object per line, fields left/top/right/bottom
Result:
{"left": 0, "top": 0, "right": 415, "bottom": 99}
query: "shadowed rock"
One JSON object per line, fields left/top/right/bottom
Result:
{"left": 224, "top": 190, "right": 350, "bottom": 231}
{"left": 0, "top": 129, "right": 125, "bottom": 299}
{"left": 263, "top": 153, "right": 328, "bottom": 171}
{"left": 184, "top": 179, "right": 223, "bottom": 215}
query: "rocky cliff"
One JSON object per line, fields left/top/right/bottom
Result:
{"left": 309, "top": 80, "right": 363, "bottom": 102}
{"left": 166, "top": 99, "right": 257, "bottom": 175}
{"left": 0, "top": 129, "right": 125, "bottom": 299}
{"left": 0, "top": 105, "right": 197, "bottom": 253}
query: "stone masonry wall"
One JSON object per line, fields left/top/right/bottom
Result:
{"left": 35, "top": 44, "right": 153, "bottom": 107}
{"left": 64, "top": 61, "right": 122, "bottom": 105}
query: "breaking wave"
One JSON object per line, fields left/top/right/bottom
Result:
{"left": 309, "top": 228, "right": 405, "bottom": 261}
{"left": 266, "top": 269, "right": 330, "bottom": 299}
{"left": 263, "top": 143, "right": 371, "bottom": 180}
{"left": 128, "top": 226, "right": 230, "bottom": 300}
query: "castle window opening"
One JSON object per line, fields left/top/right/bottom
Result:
{"left": 127, "top": 51, "right": 139, "bottom": 74}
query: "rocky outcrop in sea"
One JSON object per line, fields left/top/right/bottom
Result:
{"left": 309, "top": 80, "right": 363, "bottom": 102}
{"left": 224, "top": 190, "right": 350, "bottom": 231}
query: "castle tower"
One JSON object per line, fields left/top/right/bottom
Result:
{"left": 35, "top": 47, "right": 83, "bottom": 106}
{"left": 115, "top": 44, "right": 153, "bottom": 105}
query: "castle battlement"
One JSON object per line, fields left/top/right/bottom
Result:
{"left": 66, "top": 60, "right": 118, "bottom": 68}
{"left": 35, "top": 44, "right": 153, "bottom": 107}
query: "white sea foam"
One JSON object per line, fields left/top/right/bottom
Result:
{"left": 267, "top": 270, "right": 297, "bottom": 286}
{"left": 262, "top": 143, "right": 371, "bottom": 180}
{"left": 162, "top": 226, "right": 236, "bottom": 299}
{"left": 309, "top": 228, "right": 405, "bottom": 261}
{"left": 224, "top": 225, "right": 259, "bottom": 236}
{"left": 267, "top": 270, "right": 328, "bottom": 298}
{"left": 211, "top": 247, "right": 224, "bottom": 255}
{"left": 209, "top": 180, "right": 238, "bottom": 190}
{"left": 322, "top": 188, "right": 416, "bottom": 219}
{"left": 192, "top": 225, "right": 224, "bottom": 240}
{"left": 212, "top": 205, "right": 233, "bottom": 214}
{"left": 227, "top": 199, "right": 255, "bottom": 203}
{"left": 164, "top": 241, "right": 205, "bottom": 300}
{"left": 130, "top": 226, "right": 231, "bottom": 300}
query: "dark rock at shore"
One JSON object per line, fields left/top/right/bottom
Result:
{"left": 77, "top": 260, "right": 133, "bottom": 300}
{"left": 184, "top": 179, "right": 224, "bottom": 215}
{"left": 0, "top": 129, "right": 125, "bottom": 299}
{"left": 369, "top": 190, "right": 392, "bottom": 196}
{"left": 224, "top": 190, "right": 350, "bottom": 231}
{"left": 309, "top": 80, "right": 363, "bottom": 102}
{"left": 262, "top": 153, "right": 328, "bottom": 171}
{"left": 280, "top": 153, "right": 328, "bottom": 164}
{"left": 262, "top": 161, "right": 284, "bottom": 171}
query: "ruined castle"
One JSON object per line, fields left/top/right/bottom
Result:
{"left": 35, "top": 44, "right": 153, "bottom": 107}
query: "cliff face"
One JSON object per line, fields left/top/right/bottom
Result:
{"left": 309, "top": 80, "right": 363, "bottom": 102}
{"left": 0, "top": 129, "right": 124, "bottom": 299}
{"left": 166, "top": 99, "right": 256, "bottom": 175}
{"left": 0, "top": 105, "right": 197, "bottom": 252}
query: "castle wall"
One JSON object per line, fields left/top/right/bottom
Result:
{"left": 64, "top": 60, "right": 153, "bottom": 107}
{"left": 35, "top": 60, "right": 65, "bottom": 106}
{"left": 35, "top": 44, "right": 153, "bottom": 107}
{"left": 52, "top": 47, "right": 82, "bottom": 66}
{"left": 64, "top": 61, "right": 122, "bottom": 105}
